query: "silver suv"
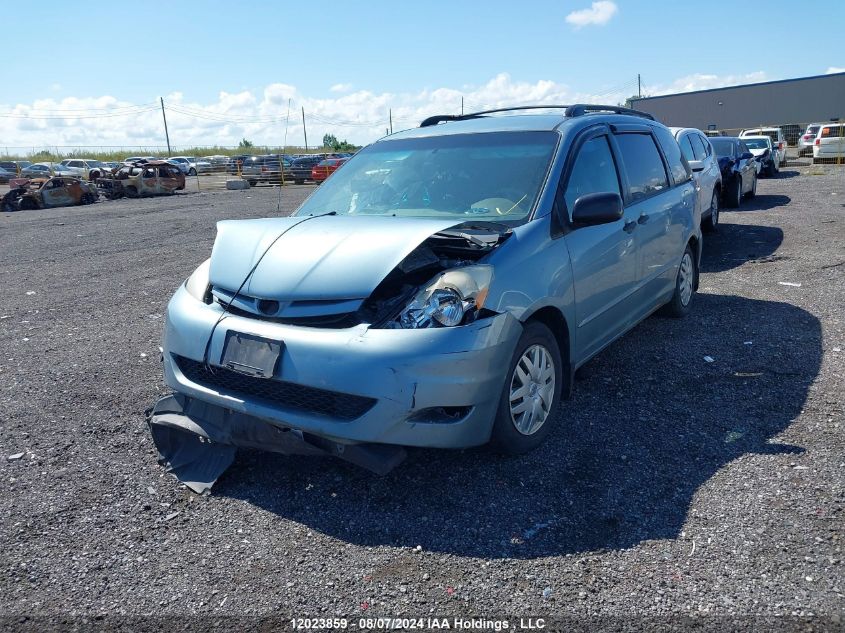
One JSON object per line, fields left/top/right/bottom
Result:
{"left": 149, "top": 105, "right": 702, "bottom": 491}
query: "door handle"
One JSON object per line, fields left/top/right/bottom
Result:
{"left": 637, "top": 214, "right": 649, "bottom": 225}
{"left": 623, "top": 220, "right": 637, "bottom": 233}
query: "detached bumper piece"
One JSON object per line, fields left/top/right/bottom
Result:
{"left": 147, "top": 393, "right": 406, "bottom": 493}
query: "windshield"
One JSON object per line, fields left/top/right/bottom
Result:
{"left": 294, "top": 131, "right": 558, "bottom": 225}
{"left": 742, "top": 138, "right": 769, "bottom": 150}
{"left": 711, "top": 140, "right": 735, "bottom": 158}
{"left": 87, "top": 160, "right": 104, "bottom": 167}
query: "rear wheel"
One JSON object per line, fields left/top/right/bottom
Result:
{"left": 188, "top": 168, "right": 197, "bottom": 176}
{"left": 661, "top": 245, "right": 696, "bottom": 318}
{"left": 702, "top": 188, "right": 719, "bottom": 233}
{"left": 491, "top": 321, "right": 562, "bottom": 454}
{"left": 124, "top": 185, "right": 138, "bottom": 198}
{"left": 81, "top": 192, "right": 95, "bottom": 205}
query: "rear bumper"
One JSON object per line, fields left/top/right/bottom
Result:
{"left": 162, "top": 284, "right": 523, "bottom": 449}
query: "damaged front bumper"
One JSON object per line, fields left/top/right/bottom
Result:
{"left": 153, "top": 284, "right": 523, "bottom": 489}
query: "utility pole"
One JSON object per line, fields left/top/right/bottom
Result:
{"left": 389, "top": 109, "right": 393, "bottom": 134}
{"left": 637, "top": 74, "right": 642, "bottom": 99}
{"left": 461, "top": 97, "right": 464, "bottom": 115}
{"left": 301, "top": 106, "right": 308, "bottom": 152}
{"left": 160, "top": 97, "right": 172, "bottom": 156}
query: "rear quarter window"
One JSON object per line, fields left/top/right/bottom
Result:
{"left": 615, "top": 133, "right": 670, "bottom": 201}
{"left": 821, "top": 126, "right": 844, "bottom": 138}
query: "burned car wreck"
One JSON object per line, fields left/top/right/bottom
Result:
{"left": 1, "top": 176, "right": 98, "bottom": 211}
{"left": 96, "top": 161, "right": 185, "bottom": 199}
{"left": 150, "top": 105, "right": 702, "bottom": 492}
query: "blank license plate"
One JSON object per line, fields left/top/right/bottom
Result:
{"left": 218, "top": 332, "right": 281, "bottom": 379}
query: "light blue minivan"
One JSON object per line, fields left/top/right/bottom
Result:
{"left": 149, "top": 105, "right": 701, "bottom": 491}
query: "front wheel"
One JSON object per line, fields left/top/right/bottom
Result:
{"left": 491, "top": 321, "right": 563, "bottom": 454}
{"left": 661, "top": 245, "right": 696, "bottom": 318}
{"left": 188, "top": 168, "right": 197, "bottom": 176}
{"left": 702, "top": 189, "right": 719, "bottom": 233}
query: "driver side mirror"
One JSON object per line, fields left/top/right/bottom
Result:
{"left": 571, "top": 192, "right": 624, "bottom": 226}
{"left": 688, "top": 160, "right": 705, "bottom": 172}
{"left": 740, "top": 151, "right": 754, "bottom": 160}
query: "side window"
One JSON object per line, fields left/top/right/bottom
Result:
{"left": 563, "top": 135, "right": 621, "bottom": 217}
{"left": 739, "top": 142, "right": 750, "bottom": 155}
{"left": 653, "top": 126, "right": 690, "bottom": 185}
{"left": 698, "top": 135, "right": 712, "bottom": 157}
{"left": 689, "top": 134, "right": 707, "bottom": 160}
{"left": 678, "top": 135, "right": 695, "bottom": 162}
{"left": 615, "top": 133, "right": 670, "bottom": 201}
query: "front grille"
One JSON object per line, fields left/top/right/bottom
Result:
{"left": 174, "top": 355, "right": 376, "bottom": 421}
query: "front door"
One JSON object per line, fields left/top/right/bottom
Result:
{"left": 561, "top": 130, "right": 641, "bottom": 363}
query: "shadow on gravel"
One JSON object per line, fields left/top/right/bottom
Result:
{"left": 735, "top": 194, "right": 792, "bottom": 211}
{"left": 771, "top": 169, "right": 802, "bottom": 178}
{"left": 215, "top": 294, "right": 820, "bottom": 559}
{"left": 700, "top": 224, "right": 784, "bottom": 273}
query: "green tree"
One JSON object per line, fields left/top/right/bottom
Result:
{"left": 238, "top": 138, "right": 254, "bottom": 149}
{"left": 322, "top": 133, "right": 339, "bottom": 150}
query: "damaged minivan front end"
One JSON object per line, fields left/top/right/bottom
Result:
{"left": 151, "top": 216, "right": 525, "bottom": 491}
{"left": 150, "top": 127, "right": 564, "bottom": 491}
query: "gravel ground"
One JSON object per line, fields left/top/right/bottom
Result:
{"left": 0, "top": 165, "right": 843, "bottom": 631}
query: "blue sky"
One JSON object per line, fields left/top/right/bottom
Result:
{"left": 3, "top": 0, "right": 844, "bottom": 149}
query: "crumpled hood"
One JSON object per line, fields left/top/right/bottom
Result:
{"left": 208, "top": 215, "right": 464, "bottom": 301}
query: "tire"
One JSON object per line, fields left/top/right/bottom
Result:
{"left": 766, "top": 161, "right": 777, "bottom": 177}
{"left": 490, "top": 321, "right": 563, "bottom": 454}
{"left": 661, "top": 245, "right": 696, "bottom": 318}
{"left": 19, "top": 197, "right": 38, "bottom": 211}
{"left": 294, "top": 179, "right": 305, "bottom": 185}
{"left": 124, "top": 185, "right": 138, "bottom": 198}
{"left": 745, "top": 172, "right": 757, "bottom": 199}
{"left": 188, "top": 168, "right": 197, "bottom": 176}
{"left": 247, "top": 179, "right": 257, "bottom": 187}
{"left": 702, "top": 188, "right": 719, "bottom": 233}
{"left": 80, "top": 192, "right": 95, "bottom": 205}
{"left": 725, "top": 176, "right": 742, "bottom": 208}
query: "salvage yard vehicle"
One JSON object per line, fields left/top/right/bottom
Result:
{"left": 672, "top": 127, "right": 722, "bottom": 232}
{"left": 149, "top": 104, "right": 703, "bottom": 492}
{"left": 740, "top": 127, "right": 787, "bottom": 166}
{"left": 799, "top": 123, "right": 823, "bottom": 157}
{"left": 288, "top": 155, "right": 324, "bottom": 184}
{"left": 168, "top": 156, "right": 213, "bottom": 176}
{"left": 311, "top": 157, "right": 348, "bottom": 183}
{"left": 741, "top": 136, "right": 779, "bottom": 177}
{"left": 241, "top": 154, "right": 291, "bottom": 186}
{"left": 58, "top": 158, "right": 108, "bottom": 179}
{"left": 812, "top": 123, "right": 845, "bottom": 163}
{"left": 20, "top": 162, "right": 75, "bottom": 178}
{"left": 710, "top": 137, "right": 757, "bottom": 208}
{"left": 96, "top": 161, "right": 185, "bottom": 199}
{"left": 2, "top": 176, "right": 97, "bottom": 211}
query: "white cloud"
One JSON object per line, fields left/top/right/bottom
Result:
{"left": 826, "top": 66, "right": 845, "bottom": 74}
{"left": 565, "top": 1, "right": 618, "bottom": 28}
{"left": 0, "top": 70, "right": 797, "bottom": 153}
{"left": 330, "top": 83, "right": 353, "bottom": 93}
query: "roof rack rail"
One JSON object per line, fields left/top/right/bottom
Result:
{"left": 420, "top": 105, "right": 571, "bottom": 127}
{"left": 564, "top": 104, "right": 655, "bottom": 120}
{"left": 418, "top": 103, "right": 655, "bottom": 128}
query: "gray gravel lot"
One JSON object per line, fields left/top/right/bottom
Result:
{"left": 0, "top": 165, "right": 843, "bottom": 630}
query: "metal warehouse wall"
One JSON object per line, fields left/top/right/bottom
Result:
{"left": 630, "top": 73, "right": 845, "bottom": 138}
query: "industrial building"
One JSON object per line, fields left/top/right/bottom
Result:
{"left": 629, "top": 72, "right": 845, "bottom": 144}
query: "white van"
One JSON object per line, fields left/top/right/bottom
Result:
{"left": 812, "top": 124, "right": 845, "bottom": 163}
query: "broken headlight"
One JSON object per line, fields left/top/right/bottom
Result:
{"left": 184, "top": 258, "right": 211, "bottom": 302}
{"left": 395, "top": 265, "right": 493, "bottom": 329}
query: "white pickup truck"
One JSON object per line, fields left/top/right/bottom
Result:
{"left": 740, "top": 128, "right": 787, "bottom": 167}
